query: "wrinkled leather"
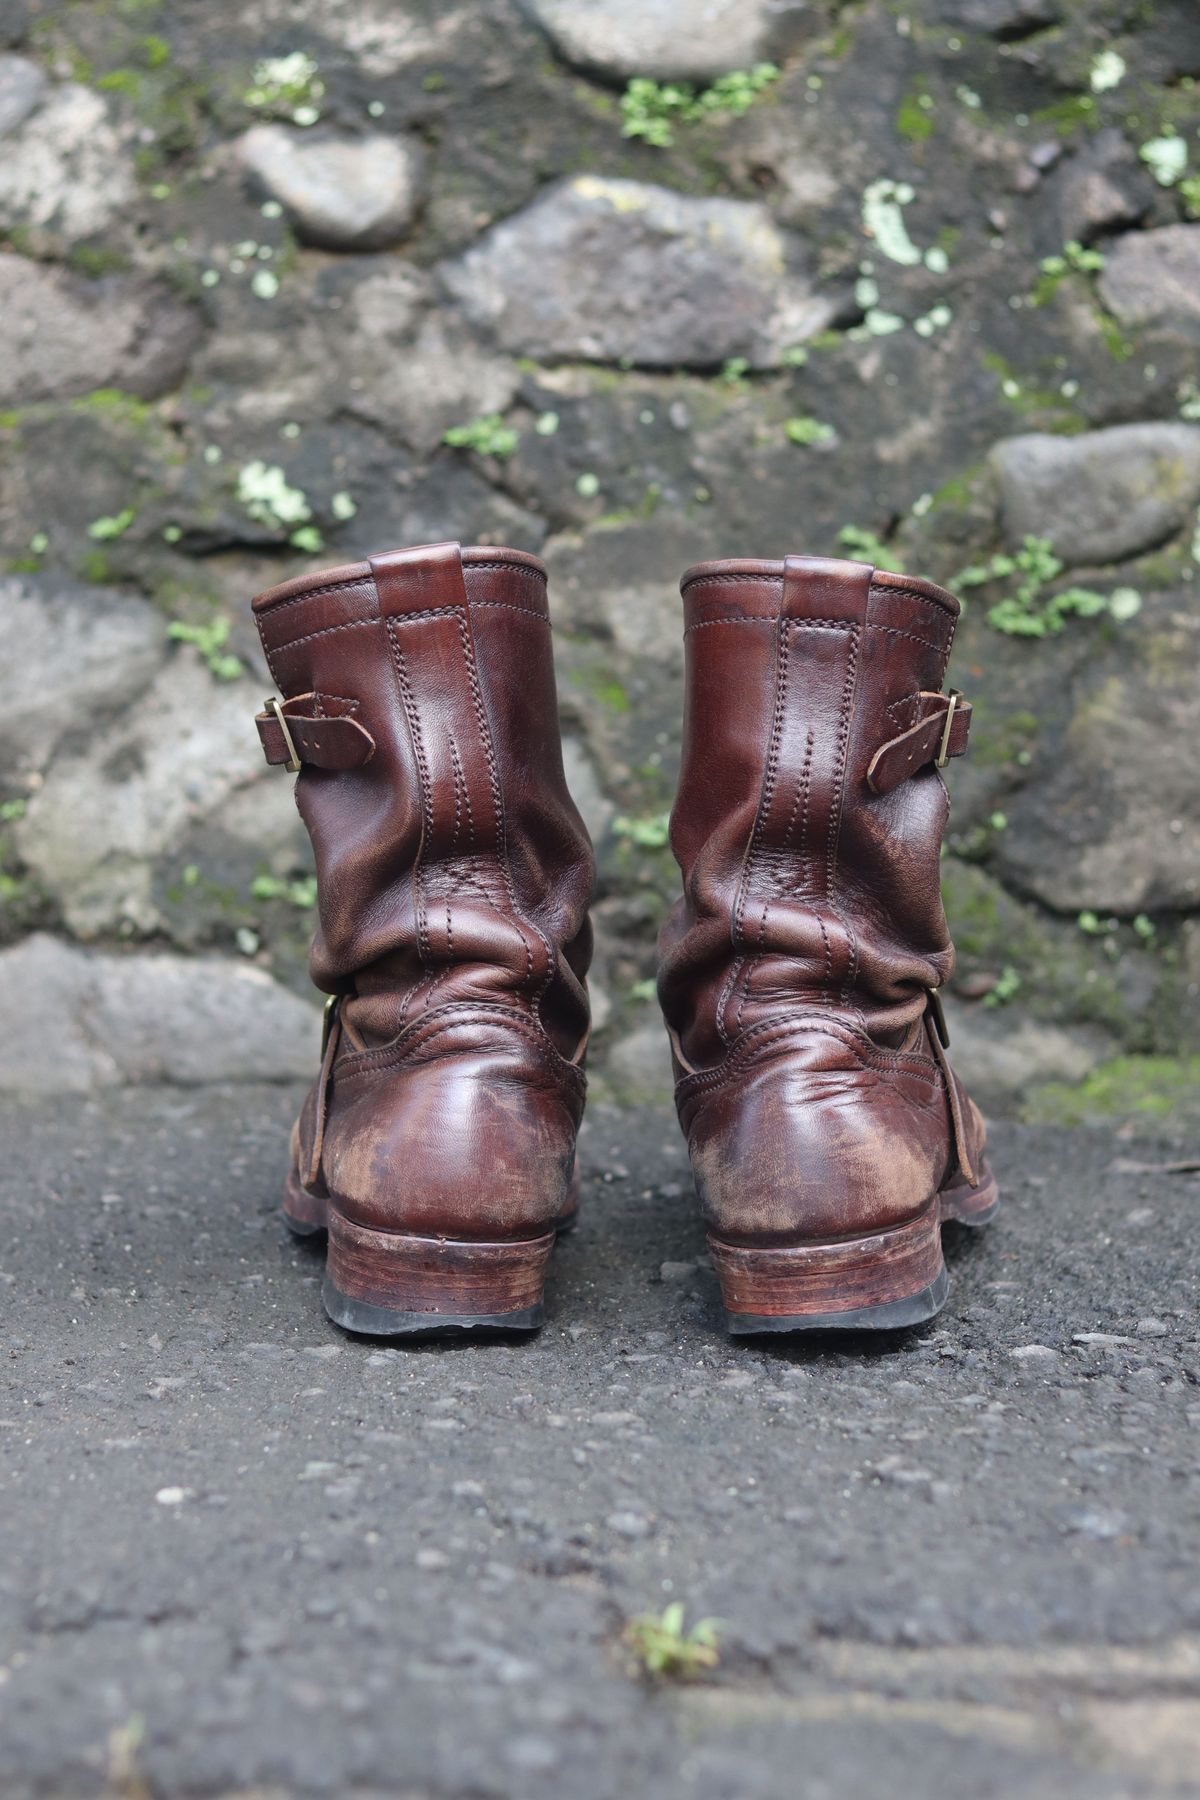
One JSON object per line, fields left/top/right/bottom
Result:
{"left": 658, "top": 555, "right": 988, "bottom": 1246}
{"left": 252, "top": 542, "right": 595, "bottom": 1239}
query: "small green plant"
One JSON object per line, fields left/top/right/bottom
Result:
{"left": 983, "top": 965, "right": 1021, "bottom": 1008}
{"left": 1031, "top": 240, "right": 1105, "bottom": 305}
{"left": 954, "top": 537, "right": 1124, "bottom": 638}
{"left": 718, "top": 356, "right": 750, "bottom": 388}
{"left": 243, "top": 51, "right": 323, "bottom": 124}
{"left": 1139, "top": 134, "right": 1188, "bottom": 188}
{"left": 0, "top": 799, "right": 27, "bottom": 822}
{"left": 784, "top": 416, "right": 835, "bottom": 447}
{"left": 442, "top": 414, "right": 519, "bottom": 458}
{"left": 620, "top": 64, "right": 779, "bottom": 148}
{"left": 838, "top": 523, "right": 898, "bottom": 568}
{"left": 87, "top": 507, "right": 136, "bottom": 540}
{"left": 1132, "top": 913, "right": 1156, "bottom": 942}
{"left": 167, "top": 617, "right": 242, "bottom": 681}
{"left": 612, "top": 811, "right": 671, "bottom": 849}
{"left": 624, "top": 1604, "right": 720, "bottom": 1680}
{"left": 236, "top": 461, "right": 313, "bottom": 535}
{"left": 250, "top": 872, "right": 318, "bottom": 909}
{"left": 630, "top": 977, "right": 658, "bottom": 1003}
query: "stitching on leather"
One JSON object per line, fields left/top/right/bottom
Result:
{"left": 682, "top": 571, "right": 957, "bottom": 621}
{"left": 685, "top": 616, "right": 947, "bottom": 656}
{"left": 386, "top": 622, "right": 432, "bottom": 967}
{"left": 455, "top": 612, "right": 539, "bottom": 997}
{"left": 256, "top": 576, "right": 376, "bottom": 616}
{"left": 781, "top": 726, "right": 814, "bottom": 855}
{"left": 265, "top": 616, "right": 382, "bottom": 661}
{"left": 336, "top": 1001, "right": 586, "bottom": 1085}
{"left": 676, "top": 1017, "right": 940, "bottom": 1102}
{"left": 872, "top": 579, "right": 957, "bottom": 620}
{"left": 821, "top": 619, "right": 860, "bottom": 1004}
{"left": 728, "top": 598, "right": 791, "bottom": 1033}
{"left": 469, "top": 600, "right": 550, "bottom": 621}
{"left": 256, "top": 559, "right": 544, "bottom": 615}
{"left": 462, "top": 557, "right": 547, "bottom": 582}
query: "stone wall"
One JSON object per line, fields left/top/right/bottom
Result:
{"left": 1, "top": 0, "right": 1198, "bottom": 1123}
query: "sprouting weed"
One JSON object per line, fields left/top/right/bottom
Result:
{"left": 166, "top": 617, "right": 242, "bottom": 681}
{"left": 624, "top": 1604, "right": 720, "bottom": 1680}
{"left": 620, "top": 65, "right": 779, "bottom": 148}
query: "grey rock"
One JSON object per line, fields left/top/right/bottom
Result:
{"left": 0, "top": 576, "right": 165, "bottom": 775}
{"left": 441, "top": 176, "right": 843, "bottom": 369}
{"left": 560, "top": 737, "right": 614, "bottom": 846}
{"left": 0, "top": 934, "right": 317, "bottom": 1093}
{"left": 16, "top": 652, "right": 265, "bottom": 937}
{"left": 0, "top": 257, "right": 201, "bottom": 407}
{"left": 934, "top": 0, "right": 1060, "bottom": 30}
{"left": 994, "top": 601, "right": 1200, "bottom": 914}
{"left": 0, "top": 54, "right": 45, "bottom": 136}
{"left": 941, "top": 998, "right": 1105, "bottom": 1110}
{"left": 343, "top": 298, "right": 521, "bottom": 452}
{"left": 600, "top": 1021, "right": 673, "bottom": 1103}
{"left": 1043, "top": 130, "right": 1153, "bottom": 250}
{"left": 1098, "top": 225, "right": 1200, "bottom": 337}
{"left": 989, "top": 424, "right": 1200, "bottom": 566}
{"left": 518, "top": 0, "right": 807, "bottom": 83}
{"left": 0, "top": 82, "right": 135, "bottom": 251}
{"left": 235, "top": 126, "right": 425, "bottom": 250}
{"left": 544, "top": 518, "right": 699, "bottom": 665}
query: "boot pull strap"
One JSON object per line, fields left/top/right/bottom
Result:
{"left": 925, "top": 990, "right": 979, "bottom": 1190}
{"left": 866, "top": 691, "right": 971, "bottom": 795}
{"left": 256, "top": 694, "right": 375, "bottom": 770}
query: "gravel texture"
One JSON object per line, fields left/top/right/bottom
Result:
{"left": 2, "top": 1083, "right": 1198, "bottom": 1797}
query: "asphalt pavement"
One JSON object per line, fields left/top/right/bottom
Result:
{"left": 1, "top": 1083, "right": 1198, "bottom": 1798}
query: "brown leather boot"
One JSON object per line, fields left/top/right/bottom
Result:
{"left": 658, "top": 555, "right": 998, "bottom": 1334}
{"left": 250, "top": 542, "right": 594, "bottom": 1336}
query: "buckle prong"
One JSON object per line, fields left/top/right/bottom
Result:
{"left": 935, "top": 690, "right": 961, "bottom": 770}
{"left": 266, "top": 695, "right": 301, "bottom": 773}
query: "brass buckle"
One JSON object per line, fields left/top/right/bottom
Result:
{"left": 320, "top": 994, "right": 339, "bottom": 1056}
{"left": 935, "top": 690, "right": 961, "bottom": 770}
{"left": 265, "top": 696, "right": 301, "bottom": 774}
{"left": 927, "top": 986, "right": 950, "bottom": 1047}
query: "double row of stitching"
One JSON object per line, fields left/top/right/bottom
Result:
{"left": 334, "top": 1001, "right": 587, "bottom": 1085}
{"left": 259, "top": 596, "right": 549, "bottom": 662}
{"left": 682, "top": 569, "right": 959, "bottom": 620}
{"left": 676, "top": 1015, "right": 942, "bottom": 1102}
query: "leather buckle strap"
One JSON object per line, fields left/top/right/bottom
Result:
{"left": 866, "top": 690, "right": 971, "bottom": 795}
{"left": 256, "top": 694, "right": 375, "bottom": 771}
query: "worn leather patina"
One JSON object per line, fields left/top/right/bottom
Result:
{"left": 658, "top": 555, "right": 998, "bottom": 1332}
{"left": 251, "top": 541, "right": 595, "bottom": 1335}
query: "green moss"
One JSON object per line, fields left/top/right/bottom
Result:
{"left": 1025, "top": 1055, "right": 1200, "bottom": 1127}
{"left": 940, "top": 858, "right": 1146, "bottom": 1044}
{"left": 70, "top": 388, "right": 154, "bottom": 428}
{"left": 896, "top": 86, "right": 935, "bottom": 143}
{"left": 68, "top": 243, "right": 132, "bottom": 277}
{"left": 1095, "top": 309, "right": 1136, "bottom": 361}
{"left": 97, "top": 67, "right": 143, "bottom": 95}
{"left": 79, "top": 548, "right": 112, "bottom": 583}
{"left": 966, "top": 705, "right": 1040, "bottom": 771}
{"left": 1030, "top": 93, "right": 1098, "bottom": 134}
{"left": 568, "top": 665, "right": 631, "bottom": 714}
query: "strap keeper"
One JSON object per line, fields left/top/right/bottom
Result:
{"left": 935, "top": 690, "right": 961, "bottom": 770}
{"left": 266, "top": 695, "right": 300, "bottom": 773}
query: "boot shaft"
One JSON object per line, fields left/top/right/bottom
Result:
{"left": 659, "top": 556, "right": 971, "bottom": 1066}
{"left": 251, "top": 542, "right": 594, "bottom": 1055}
